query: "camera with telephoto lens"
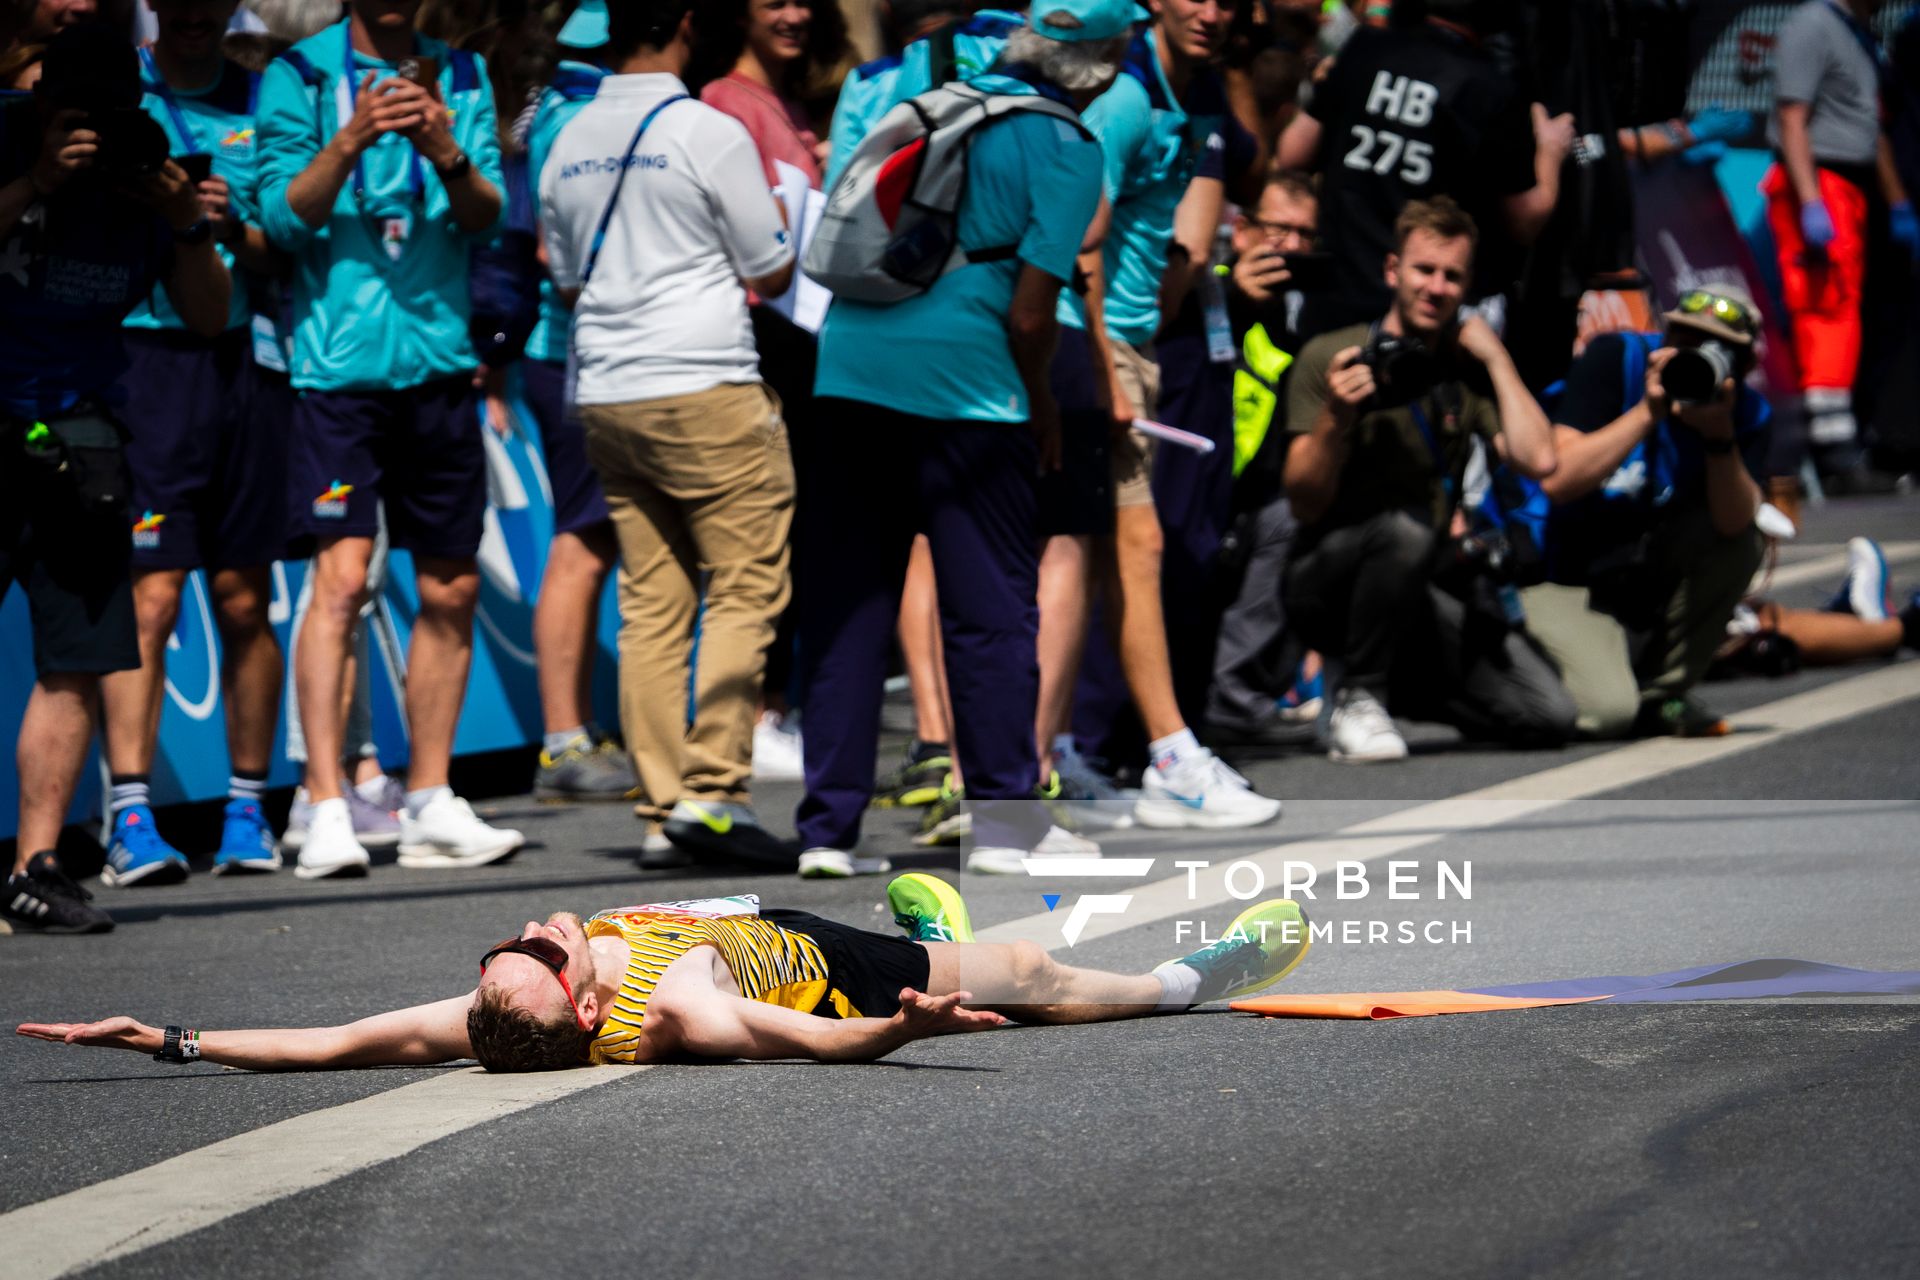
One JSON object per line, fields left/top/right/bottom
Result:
{"left": 1358, "top": 330, "right": 1441, "bottom": 406}
{"left": 1661, "top": 339, "right": 1738, "bottom": 407}
{"left": 87, "top": 106, "right": 172, "bottom": 180}
{"left": 34, "top": 24, "right": 171, "bottom": 181}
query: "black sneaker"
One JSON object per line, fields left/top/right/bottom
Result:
{"left": 660, "top": 800, "right": 796, "bottom": 871}
{"left": 3, "top": 852, "right": 115, "bottom": 934}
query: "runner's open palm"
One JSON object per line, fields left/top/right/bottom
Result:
{"left": 16, "top": 1017, "right": 162, "bottom": 1054}
{"left": 890, "top": 989, "right": 1007, "bottom": 1041}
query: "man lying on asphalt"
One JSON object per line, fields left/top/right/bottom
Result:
{"left": 17, "top": 876, "right": 1308, "bottom": 1071}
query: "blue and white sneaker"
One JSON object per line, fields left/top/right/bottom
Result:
{"left": 101, "top": 805, "right": 190, "bottom": 887}
{"left": 1134, "top": 747, "right": 1282, "bottom": 829}
{"left": 213, "top": 798, "right": 282, "bottom": 875}
{"left": 1825, "top": 536, "right": 1890, "bottom": 621}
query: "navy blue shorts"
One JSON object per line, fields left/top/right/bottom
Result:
{"left": 117, "top": 330, "right": 288, "bottom": 571}
{"left": 289, "top": 375, "right": 486, "bottom": 559}
{"left": 521, "top": 359, "right": 610, "bottom": 537}
{"left": 1036, "top": 324, "right": 1115, "bottom": 538}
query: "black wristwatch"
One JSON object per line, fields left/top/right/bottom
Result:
{"left": 155, "top": 1025, "right": 184, "bottom": 1062}
{"left": 436, "top": 151, "right": 472, "bottom": 181}
{"left": 1702, "top": 437, "right": 1737, "bottom": 456}
{"left": 173, "top": 217, "right": 214, "bottom": 246}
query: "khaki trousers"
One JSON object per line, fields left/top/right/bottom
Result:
{"left": 1520, "top": 512, "right": 1764, "bottom": 739}
{"left": 580, "top": 381, "right": 793, "bottom": 818}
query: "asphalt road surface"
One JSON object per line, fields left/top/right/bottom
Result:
{"left": 3, "top": 495, "right": 1917, "bottom": 1280}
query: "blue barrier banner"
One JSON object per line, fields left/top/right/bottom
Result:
{"left": 0, "top": 373, "right": 621, "bottom": 837}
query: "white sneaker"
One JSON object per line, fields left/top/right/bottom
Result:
{"left": 398, "top": 792, "right": 525, "bottom": 869}
{"left": 1327, "top": 688, "right": 1408, "bottom": 763}
{"left": 752, "top": 710, "right": 805, "bottom": 781}
{"left": 797, "top": 847, "right": 894, "bottom": 879}
{"left": 1842, "top": 537, "right": 1891, "bottom": 621}
{"left": 967, "top": 824, "right": 1101, "bottom": 875}
{"left": 1135, "top": 749, "right": 1283, "bottom": 829}
{"left": 293, "top": 797, "right": 372, "bottom": 880}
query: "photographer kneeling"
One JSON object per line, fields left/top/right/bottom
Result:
{"left": 1282, "top": 197, "right": 1572, "bottom": 763}
{"left": 1518, "top": 289, "right": 1770, "bottom": 739}
{"left": 0, "top": 24, "right": 230, "bottom": 931}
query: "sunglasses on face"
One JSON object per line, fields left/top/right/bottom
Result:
{"left": 1677, "top": 290, "right": 1757, "bottom": 339}
{"left": 481, "top": 936, "right": 592, "bottom": 1031}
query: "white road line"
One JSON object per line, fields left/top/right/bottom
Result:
{"left": 984, "top": 659, "right": 1920, "bottom": 951}
{"left": 1761, "top": 540, "right": 1920, "bottom": 593}
{"left": 3, "top": 1065, "right": 639, "bottom": 1279}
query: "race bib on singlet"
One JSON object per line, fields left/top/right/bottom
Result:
{"left": 595, "top": 894, "right": 761, "bottom": 920}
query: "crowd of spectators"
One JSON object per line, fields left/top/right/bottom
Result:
{"left": 5, "top": 0, "right": 1920, "bottom": 934}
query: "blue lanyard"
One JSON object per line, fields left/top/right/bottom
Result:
{"left": 341, "top": 33, "right": 425, "bottom": 209}
{"left": 1407, "top": 401, "right": 1454, "bottom": 497}
{"left": 579, "top": 93, "right": 686, "bottom": 289}
{"left": 138, "top": 47, "right": 200, "bottom": 153}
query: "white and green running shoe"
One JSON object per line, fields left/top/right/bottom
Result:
{"left": 887, "top": 872, "right": 976, "bottom": 943}
{"left": 1157, "top": 899, "right": 1310, "bottom": 1004}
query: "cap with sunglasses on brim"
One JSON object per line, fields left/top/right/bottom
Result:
{"left": 1032, "top": 0, "right": 1152, "bottom": 43}
{"left": 558, "top": 0, "right": 608, "bottom": 50}
{"left": 1663, "top": 285, "right": 1761, "bottom": 348}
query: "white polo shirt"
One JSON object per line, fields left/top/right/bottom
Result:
{"left": 540, "top": 72, "right": 793, "bottom": 404}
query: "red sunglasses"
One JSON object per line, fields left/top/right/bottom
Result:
{"left": 480, "top": 936, "right": 592, "bottom": 1031}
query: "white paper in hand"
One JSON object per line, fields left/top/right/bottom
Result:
{"left": 769, "top": 160, "right": 832, "bottom": 333}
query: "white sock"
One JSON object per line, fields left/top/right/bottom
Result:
{"left": 109, "top": 778, "right": 151, "bottom": 817}
{"left": 353, "top": 775, "right": 392, "bottom": 806}
{"left": 1051, "top": 733, "right": 1077, "bottom": 757}
{"left": 1154, "top": 962, "right": 1203, "bottom": 1012}
{"left": 406, "top": 785, "right": 452, "bottom": 819}
{"left": 544, "top": 727, "right": 590, "bottom": 756}
{"left": 1148, "top": 728, "right": 1202, "bottom": 772}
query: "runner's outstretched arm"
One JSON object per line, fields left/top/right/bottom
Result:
{"left": 644, "top": 978, "right": 1006, "bottom": 1065}
{"left": 16, "top": 993, "right": 476, "bottom": 1071}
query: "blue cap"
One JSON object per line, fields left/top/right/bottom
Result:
{"left": 1031, "top": 0, "right": 1150, "bottom": 43}
{"left": 557, "top": 0, "right": 608, "bottom": 50}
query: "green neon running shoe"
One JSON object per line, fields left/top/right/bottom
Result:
{"left": 872, "top": 742, "right": 953, "bottom": 809}
{"left": 913, "top": 773, "right": 970, "bottom": 846}
{"left": 887, "top": 872, "right": 976, "bottom": 943}
{"left": 1158, "top": 899, "right": 1310, "bottom": 1004}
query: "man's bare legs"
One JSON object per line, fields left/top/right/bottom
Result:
{"left": 1036, "top": 533, "right": 1093, "bottom": 765}
{"left": 1109, "top": 502, "right": 1186, "bottom": 743}
{"left": 98, "top": 567, "right": 281, "bottom": 781}
{"left": 14, "top": 674, "right": 97, "bottom": 873}
{"left": 99, "top": 569, "right": 188, "bottom": 780}
{"left": 294, "top": 536, "right": 374, "bottom": 802}
{"left": 901, "top": 535, "right": 955, "bottom": 749}
{"left": 404, "top": 555, "right": 480, "bottom": 793}
{"left": 210, "top": 567, "right": 282, "bottom": 776}
{"left": 533, "top": 526, "right": 617, "bottom": 740}
{"left": 921, "top": 939, "right": 1162, "bottom": 1023}
{"left": 1758, "top": 601, "right": 1904, "bottom": 665}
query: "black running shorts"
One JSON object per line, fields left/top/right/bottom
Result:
{"left": 763, "top": 909, "right": 933, "bottom": 1020}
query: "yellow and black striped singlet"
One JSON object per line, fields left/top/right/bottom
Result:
{"left": 586, "top": 910, "right": 850, "bottom": 1064}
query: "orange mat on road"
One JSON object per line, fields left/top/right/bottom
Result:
{"left": 1230, "top": 991, "right": 1608, "bottom": 1019}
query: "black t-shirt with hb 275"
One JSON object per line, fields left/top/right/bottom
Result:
{"left": 1303, "top": 23, "right": 1537, "bottom": 334}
